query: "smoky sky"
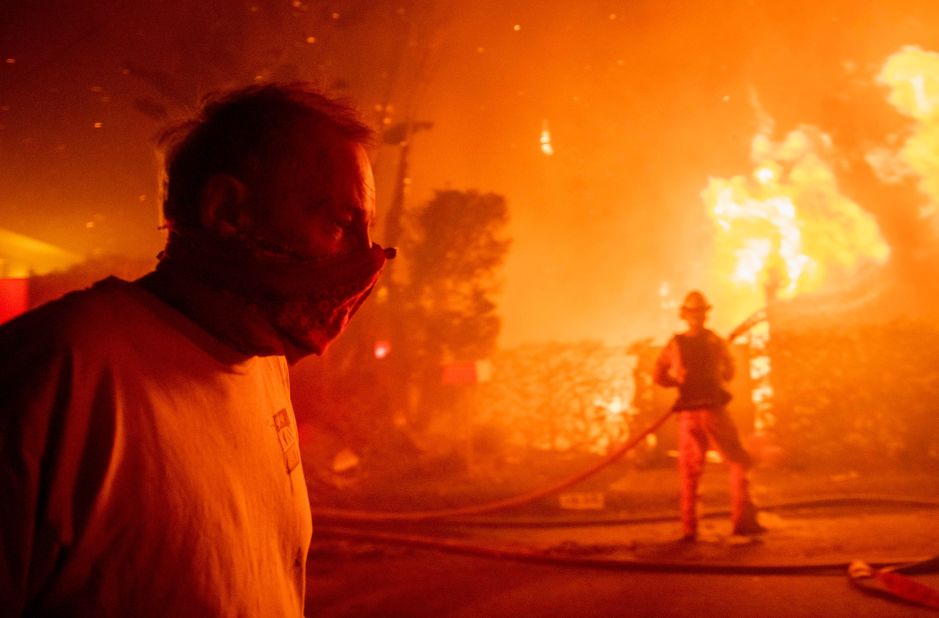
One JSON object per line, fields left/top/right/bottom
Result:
{"left": 2, "top": 0, "right": 938, "bottom": 346}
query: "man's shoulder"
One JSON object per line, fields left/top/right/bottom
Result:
{"left": 0, "top": 277, "right": 155, "bottom": 348}
{"left": 0, "top": 277, "right": 167, "bottom": 411}
{"left": 703, "top": 327, "right": 722, "bottom": 339}
{"left": 674, "top": 329, "right": 726, "bottom": 351}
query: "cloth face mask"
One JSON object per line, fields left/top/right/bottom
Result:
{"left": 158, "top": 228, "right": 395, "bottom": 356}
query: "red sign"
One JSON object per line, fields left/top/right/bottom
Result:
{"left": 441, "top": 360, "right": 492, "bottom": 385}
{"left": 0, "top": 278, "right": 28, "bottom": 324}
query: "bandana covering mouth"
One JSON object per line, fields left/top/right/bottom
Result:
{"left": 157, "top": 228, "right": 395, "bottom": 357}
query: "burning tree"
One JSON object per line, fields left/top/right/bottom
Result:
{"left": 696, "top": 46, "right": 939, "bottom": 466}
{"left": 700, "top": 46, "right": 939, "bottom": 324}
{"left": 700, "top": 121, "right": 892, "bottom": 330}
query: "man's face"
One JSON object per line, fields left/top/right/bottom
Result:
{"left": 241, "top": 128, "right": 375, "bottom": 259}
{"left": 681, "top": 308, "right": 707, "bottom": 332}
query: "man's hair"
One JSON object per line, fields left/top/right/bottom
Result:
{"left": 157, "top": 82, "right": 374, "bottom": 229}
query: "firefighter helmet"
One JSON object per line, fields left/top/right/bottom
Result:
{"left": 679, "top": 290, "right": 711, "bottom": 314}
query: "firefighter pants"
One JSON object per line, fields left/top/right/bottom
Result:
{"left": 678, "top": 407, "right": 755, "bottom": 536}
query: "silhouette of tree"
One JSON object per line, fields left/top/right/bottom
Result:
{"left": 403, "top": 189, "right": 511, "bottom": 363}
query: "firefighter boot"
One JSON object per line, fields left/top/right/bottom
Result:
{"left": 732, "top": 504, "right": 767, "bottom": 536}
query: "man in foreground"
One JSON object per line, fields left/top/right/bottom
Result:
{"left": 0, "top": 83, "right": 393, "bottom": 616}
{"left": 653, "top": 290, "right": 764, "bottom": 541}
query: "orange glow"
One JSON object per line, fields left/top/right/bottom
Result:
{"left": 879, "top": 45, "right": 939, "bottom": 121}
{"left": 694, "top": 45, "right": 939, "bottom": 334}
{"left": 878, "top": 46, "right": 939, "bottom": 223}
{"left": 702, "top": 127, "right": 890, "bottom": 325}
{"left": 539, "top": 120, "right": 554, "bottom": 156}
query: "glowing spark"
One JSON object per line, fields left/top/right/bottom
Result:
{"left": 540, "top": 119, "right": 554, "bottom": 155}
{"left": 513, "top": 24, "right": 521, "bottom": 32}
{"left": 93, "top": 122, "right": 102, "bottom": 128}
{"left": 373, "top": 340, "right": 391, "bottom": 359}
{"left": 305, "top": 36, "right": 316, "bottom": 44}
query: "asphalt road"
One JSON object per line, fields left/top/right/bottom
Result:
{"left": 308, "top": 546, "right": 937, "bottom": 617}
{"left": 307, "top": 507, "right": 939, "bottom": 617}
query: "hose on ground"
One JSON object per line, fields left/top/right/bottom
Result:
{"left": 312, "top": 408, "right": 674, "bottom": 523}
{"left": 406, "top": 495, "right": 939, "bottom": 528}
{"left": 313, "top": 524, "right": 939, "bottom": 576}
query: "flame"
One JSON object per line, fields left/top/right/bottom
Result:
{"left": 698, "top": 44, "right": 939, "bottom": 331}
{"left": 878, "top": 45, "right": 939, "bottom": 121}
{"left": 702, "top": 127, "right": 890, "bottom": 325}
{"left": 877, "top": 46, "right": 939, "bottom": 226}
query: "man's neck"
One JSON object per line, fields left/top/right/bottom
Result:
{"left": 137, "top": 270, "right": 288, "bottom": 359}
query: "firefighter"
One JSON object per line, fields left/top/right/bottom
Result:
{"left": 653, "top": 290, "right": 765, "bottom": 541}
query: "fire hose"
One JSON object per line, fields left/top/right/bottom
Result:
{"left": 310, "top": 404, "right": 939, "bottom": 610}
{"left": 313, "top": 523, "right": 939, "bottom": 610}
{"left": 311, "top": 408, "right": 675, "bottom": 523}
{"left": 313, "top": 523, "right": 938, "bottom": 577}
{"left": 314, "top": 498, "right": 939, "bottom": 611}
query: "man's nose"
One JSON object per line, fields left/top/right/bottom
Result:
{"left": 350, "top": 220, "right": 371, "bottom": 250}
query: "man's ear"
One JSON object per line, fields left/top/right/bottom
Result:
{"left": 199, "top": 174, "right": 250, "bottom": 236}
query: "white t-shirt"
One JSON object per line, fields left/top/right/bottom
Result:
{"left": 0, "top": 277, "right": 312, "bottom": 617}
